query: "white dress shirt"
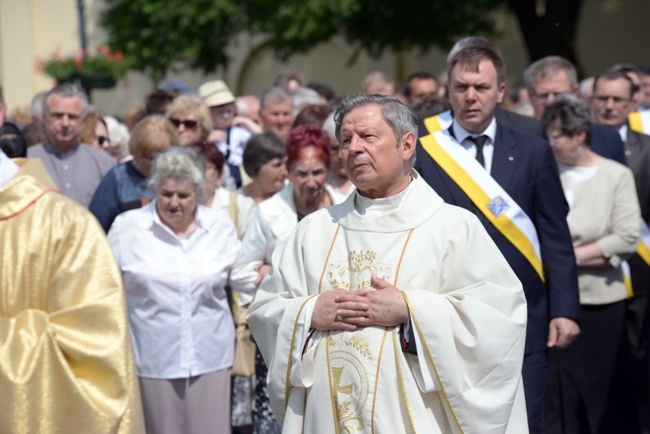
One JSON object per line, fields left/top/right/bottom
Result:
{"left": 451, "top": 117, "right": 498, "bottom": 173}
{"left": 108, "top": 201, "right": 241, "bottom": 379}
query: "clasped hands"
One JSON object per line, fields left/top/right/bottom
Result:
{"left": 310, "top": 276, "right": 409, "bottom": 331}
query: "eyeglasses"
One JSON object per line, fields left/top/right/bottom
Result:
{"left": 96, "top": 135, "right": 110, "bottom": 146}
{"left": 210, "top": 106, "right": 235, "bottom": 119}
{"left": 593, "top": 95, "right": 630, "bottom": 105}
{"left": 169, "top": 118, "right": 199, "bottom": 129}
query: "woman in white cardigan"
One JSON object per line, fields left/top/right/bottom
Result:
{"left": 230, "top": 124, "right": 344, "bottom": 434}
{"left": 542, "top": 94, "right": 641, "bottom": 433}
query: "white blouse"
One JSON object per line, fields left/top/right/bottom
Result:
{"left": 108, "top": 201, "right": 241, "bottom": 379}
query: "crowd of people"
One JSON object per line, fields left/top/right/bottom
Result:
{"left": 1, "top": 34, "right": 650, "bottom": 434}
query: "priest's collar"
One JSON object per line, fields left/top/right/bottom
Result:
{"left": 451, "top": 116, "right": 497, "bottom": 145}
{"left": 353, "top": 176, "right": 414, "bottom": 217}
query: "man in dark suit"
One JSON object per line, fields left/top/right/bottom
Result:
{"left": 524, "top": 55, "right": 627, "bottom": 165}
{"left": 593, "top": 68, "right": 650, "bottom": 431}
{"left": 415, "top": 43, "right": 581, "bottom": 434}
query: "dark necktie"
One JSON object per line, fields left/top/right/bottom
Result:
{"left": 469, "top": 135, "right": 488, "bottom": 168}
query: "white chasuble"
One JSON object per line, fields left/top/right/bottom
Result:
{"left": 247, "top": 171, "right": 529, "bottom": 434}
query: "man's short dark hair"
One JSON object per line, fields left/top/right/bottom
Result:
{"left": 609, "top": 63, "right": 642, "bottom": 94}
{"left": 242, "top": 132, "right": 286, "bottom": 178}
{"left": 306, "top": 82, "right": 336, "bottom": 102}
{"left": 447, "top": 44, "right": 506, "bottom": 86}
{"left": 145, "top": 89, "right": 179, "bottom": 115}
{"left": 593, "top": 69, "right": 636, "bottom": 99}
{"left": 403, "top": 72, "right": 438, "bottom": 98}
{"left": 411, "top": 95, "right": 451, "bottom": 122}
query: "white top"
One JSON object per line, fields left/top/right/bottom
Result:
{"left": 0, "top": 152, "right": 19, "bottom": 187}
{"left": 618, "top": 124, "right": 628, "bottom": 143}
{"left": 211, "top": 187, "right": 256, "bottom": 238}
{"left": 216, "top": 126, "right": 252, "bottom": 167}
{"left": 108, "top": 201, "right": 241, "bottom": 379}
{"left": 558, "top": 163, "right": 598, "bottom": 209}
{"left": 229, "top": 183, "right": 341, "bottom": 294}
{"left": 451, "top": 117, "right": 497, "bottom": 173}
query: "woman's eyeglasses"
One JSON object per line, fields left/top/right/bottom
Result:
{"left": 96, "top": 135, "right": 111, "bottom": 146}
{"left": 169, "top": 118, "right": 199, "bottom": 130}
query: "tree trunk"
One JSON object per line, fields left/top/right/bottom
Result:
{"left": 508, "top": 0, "right": 585, "bottom": 76}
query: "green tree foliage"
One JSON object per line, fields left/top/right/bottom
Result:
{"left": 101, "top": 0, "right": 248, "bottom": 83}
{"left": 101, "top": 0, "right": 524, "bottom": 83}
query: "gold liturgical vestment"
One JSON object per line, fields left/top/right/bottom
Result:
{"left": 0, "top": 159, "right": 145, "bottom": 433}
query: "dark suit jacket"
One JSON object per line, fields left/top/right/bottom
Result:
{"left": 415, "top": 122, "right": 581, "bottom": 354}
{"left": 625, "top": 129, "right": 650, "bottom": 222}
{"left": 496, "top": 107, "right": 627, "bottom": 165}
{"left": 495, "top": 107, "right": 546, "bottom": 138}
{"left": 591, "top": 124, "right": 627, "bottom": 166}
{"left": 625, "top": 128, "right": 650, "bottom": 298}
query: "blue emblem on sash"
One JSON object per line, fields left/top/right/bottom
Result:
{"left": 487, "top": 196, "right": 509, "bottom": 217}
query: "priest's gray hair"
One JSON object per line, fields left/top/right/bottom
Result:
{"left": 333, "top": 94, "right": 418, "bottom": 166}
{"left": 148, "top": 146, "right": 207, "bottom": 202}
{"left": 42, "top": 84, "right": 89, "bottom": 119}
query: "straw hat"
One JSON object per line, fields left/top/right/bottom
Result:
{"left": 198, "top": 80, "right": 235, "bottom": 107}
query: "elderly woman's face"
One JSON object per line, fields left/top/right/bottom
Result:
{"left": 170, "top": 111, "right": 204, "bottom": 146}
{"left": 289, "top": 147, "right": 328, "bottom": 203}
{"left": 156, "top": 178, "right": 198, "bottom": 228}
{"left": 256, "top": 156, "right": 288, "bottom": 196}
{"left": 546, "top": 120, "right": 586, "bottom": 165}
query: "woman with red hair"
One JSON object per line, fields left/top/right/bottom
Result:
{"left": 230, "top": 123, "right": 339, "bottom": 433}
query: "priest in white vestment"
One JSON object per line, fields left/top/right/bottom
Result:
{"left": 247, "top": 94, "right": 529, "bottom": 434}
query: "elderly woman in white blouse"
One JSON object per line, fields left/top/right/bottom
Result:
{"left": 108, "top": 146, "right": 241, "bottom": 434}
{"left": 542, "top": 94, "right": 641, "bottom": 433}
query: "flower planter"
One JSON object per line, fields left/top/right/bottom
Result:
{"left": 79, "top": 73, "right": 117, "bottom": 90}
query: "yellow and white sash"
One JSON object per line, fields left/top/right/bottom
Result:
{"left": 420, "top": 128, "right": 545, "bottom": 281}
{"left": 629, "top": 111, "right": 650, "bottom": 135}
{"left": 423, "top": 110, "right": 453, "bottom": 134}
{"left": 623, "top": 219, "right": 650, "bottom": 298}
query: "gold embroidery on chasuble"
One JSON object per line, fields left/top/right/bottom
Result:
{"left": 324, "top": 250, "right": 392, "bottom": 292}
{"left": 321, "top": 227, "right": 412, "bottom": 433}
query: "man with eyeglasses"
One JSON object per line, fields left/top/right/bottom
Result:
{"left": 593, "top": 69, "right": 650, "bottom": 431}
{"left": 199, "top": 80, "right": 252, "bottom": 188}
{"left": 27, "top": 84, "right": 115, "bottom": 208}
{"left": 524, "top": 56, "right": 627, "bottom": 165}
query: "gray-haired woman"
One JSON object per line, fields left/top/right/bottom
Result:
{"left": 108, "top": 146, "right": 242, "bottom": 434}
{"left": 542, "top": 94, "right": 641, "bottom": 433}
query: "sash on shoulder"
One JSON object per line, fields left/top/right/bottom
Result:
{"left": 624, "top": 219, "right": 650, "bottom": 299}
{"left": 629, "top": 111, "right": 650, "bottom": 135}
{"left": 420, "top": 127, "right": 545, "bottom": 281}
{"left": 637, "top": 219, "right": 650, "bottom": 266}
{"left": 423, "top": 111, "right": 453, "bottom": 134}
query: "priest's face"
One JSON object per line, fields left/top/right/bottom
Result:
{"left": 339, "top": 104, "right": 415, "bottom": 199}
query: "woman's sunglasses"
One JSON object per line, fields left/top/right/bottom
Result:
{"left": 97, "top": 135, "right": 111, "bottom": 146}
{"left": 169, "top": 118, "right": 198, "bottom": 130}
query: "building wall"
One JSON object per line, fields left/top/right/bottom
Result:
{"left": 0, "top": 0, "right": 648, "bottom": 117}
